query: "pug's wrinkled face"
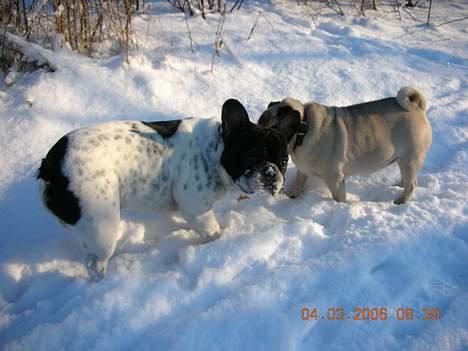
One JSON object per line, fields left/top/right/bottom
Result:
{"left": 258, "top": 97, "right": 304, "bottom": 130}
{"left": 258, "top": 101, "right": 282, "bottom": 128}
{"left": 220, "top": 99, "right": 289, "bottom": 195}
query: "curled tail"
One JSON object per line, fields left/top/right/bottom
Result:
{"left": 396, "top": 86, "right": 427, "bottom": 112}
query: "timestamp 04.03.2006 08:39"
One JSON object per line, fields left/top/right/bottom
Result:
{"left": 301, "top": 307, "right": 441, "bottom": 321}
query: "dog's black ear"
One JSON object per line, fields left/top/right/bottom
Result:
{"left": 268, "top": 101, "right": 280, "bottom": 109}
{"left": 257, "top": 110, "right": 270, "bottom": 127}
{"left": 277, "top": 106, "right": 294, "bottom": 119}
{"left": 221, "top": 99, "right": 250, "bottom": 139}
{"left": 276, "top": 109, "right": 300, "bottom": 143}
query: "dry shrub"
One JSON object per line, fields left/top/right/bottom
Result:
{"left": 167, "top": 0, "right": 244, "bottom": 17}
{"left": 0, "top": 0, "right": 142, "bottom": 71}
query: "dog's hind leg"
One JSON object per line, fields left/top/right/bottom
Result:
{"left": 393, "top": 160, "right": 405, "bottom": 188}
{"left": 76, "top": 214, "right": 120, "bottom": 281}
{"left": 72, "top": 187, "right": 121, "bottom": 281}
{"left": 394, "top": 156, "right": 424, "bottom": 204}
{"left": 324, "top": 175, "right": 347, "bottom": 203}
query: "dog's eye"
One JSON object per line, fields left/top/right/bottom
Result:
{"left": 279, "top": 158, "right": 288, "bottom": 171}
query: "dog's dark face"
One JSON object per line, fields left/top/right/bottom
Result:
{"left": 258, "top": 101, "right": 282, "bottom": 128}
{"left": 220, "top": 99, "right": 291, "bottom": 195}
{"left": 258, "top": 99, "right": 302, "bottom": 147}
{"left": 258, "top": 99, "right": 302, "bottom": 130}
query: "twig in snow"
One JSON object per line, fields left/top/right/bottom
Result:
{"left": 436, "top": 16, "right": 468, "bottom": 27}
{"left": 352, "top": 0, "right": 364, "bottom": 16}
{"left": 247, "top": 12, "right": 261, "bottom": 41}
{"left": 426, "top": 0, "right": 432, "bottom": 26}
{"left": 394, "top": 1, "right": 402, "bottom": 20}
{"left": 183, "top": 6, "right": 196, "bottom": 52}
{"left": 230, "top": 0, "right": 244, "bottom": 12}
{"left": 246, "top": 11, "right": 276, "bottom": 41}
{"left": 327, "top": 0, "right": 344, "bottom": 16}
{"left": 334, "top": 0, "right": 344, "bottom": 16}
{"left": 300, "top": 2, "right": 320, "bottom": 27}
{"left": 210, "top": 3, "right": 226, "bottom": 73}
{"left": 402, "top": 7, "right": 423, "bottom": 23}
{"left": 360, "top": 0, "right": 366, "bottom": 16}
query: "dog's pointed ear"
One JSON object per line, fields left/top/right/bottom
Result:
{"left": 258, "top": 110, "right": 271, "bottom": 127}
{"left": 276, "top": 109, "right": 301, "bottom": 143}
{"left": 268, "top": 101, "right": 280, "bottom": 109}
{"left": 221, "top": 99, "right": 250, "bottom": 139}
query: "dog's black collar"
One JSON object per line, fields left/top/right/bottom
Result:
{"left": 294, "top": 121, "right": 308, "bottom": 149}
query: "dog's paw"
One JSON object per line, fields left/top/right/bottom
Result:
{"left": 201, "top": 231, "right": 222, "bottom": 244}
{"left": 393, "top": 196, "right": 406, "bottom": 205}
{"left": 237, "top": 195, "right": 250, "bottom": 201}
{"left": 85, "top": 254, "right": 107, "bottom": 282}
{"left": 285, "top": 187, "right": 304, "bottom": 199}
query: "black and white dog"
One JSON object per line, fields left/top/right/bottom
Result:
{"left": 37, "top": 99, "right": 295, "bottom": 280}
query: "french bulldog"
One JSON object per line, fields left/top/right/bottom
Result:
{"left": 258, "top": 87, "right": 432, "bottom": 204}
{"left": 37, "top": 99, "right": 294, "bottom": 280}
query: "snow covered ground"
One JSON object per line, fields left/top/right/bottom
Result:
{"left": 1, "top": 0, "right": 467, "bottom": 350}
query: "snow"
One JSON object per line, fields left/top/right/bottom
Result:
{"left": 1, "top": 0, "right": 467, "bottom": 350}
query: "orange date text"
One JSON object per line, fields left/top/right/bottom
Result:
{"left": 301, "top": 307, "right": 440, "bottom": 321}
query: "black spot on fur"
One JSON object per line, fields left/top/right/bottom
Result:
{"left": 37, "top": 136, "right": 81, "bottom": 225}
{"left": 142, "top": 120, "right": 182, "bottom": 138}
{"left": 201, "top": 156, "right": 210, "bottom": 174}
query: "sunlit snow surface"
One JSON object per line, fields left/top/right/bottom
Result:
{"left": 0, "top": 1, "right": 467, "bottom": 350}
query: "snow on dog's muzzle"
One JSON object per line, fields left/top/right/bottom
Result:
{"left": 236, "top": 163, "right": 284, "bottom": 196}
{"left": 258, "top": 163, "right": 284, "bottom": 196}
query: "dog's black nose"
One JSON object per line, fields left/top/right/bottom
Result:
{"left": 260, "top": 164, "right": 277, "bottom": 179}
{"left": 259, "top": 164, "right": 282, "bottom": 195}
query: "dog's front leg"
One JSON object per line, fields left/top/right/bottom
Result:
{"left": 286, "top": 170, "right": 308, "bottom": 198}
{"left": 185, "top": 209, "right": 221, "bottom": 242}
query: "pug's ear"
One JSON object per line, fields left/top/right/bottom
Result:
{"left": 268, "top": 101, "right": 280, "bottom": 109}
{"left": 258, "top": 110, "right": 273, "bottom": 128}
{"left": 221, "top": 99, "right": 250, "bottom": 139}
{"left": 276, "top": 109, "right": 300, "bottom": 143}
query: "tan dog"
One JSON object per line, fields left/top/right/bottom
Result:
{"left": 258, "top": 87, "right": 432, "bottom": 204}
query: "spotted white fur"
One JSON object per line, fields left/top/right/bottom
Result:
{"left": 38, "top": 98, "right": 290, "bottom": 281}
{"left": 47, "top": 118, "right": 235, "bottom": 280}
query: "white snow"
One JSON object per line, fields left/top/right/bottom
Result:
{"left": 1, "top": 1, "right": 467, "bottom": 350}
